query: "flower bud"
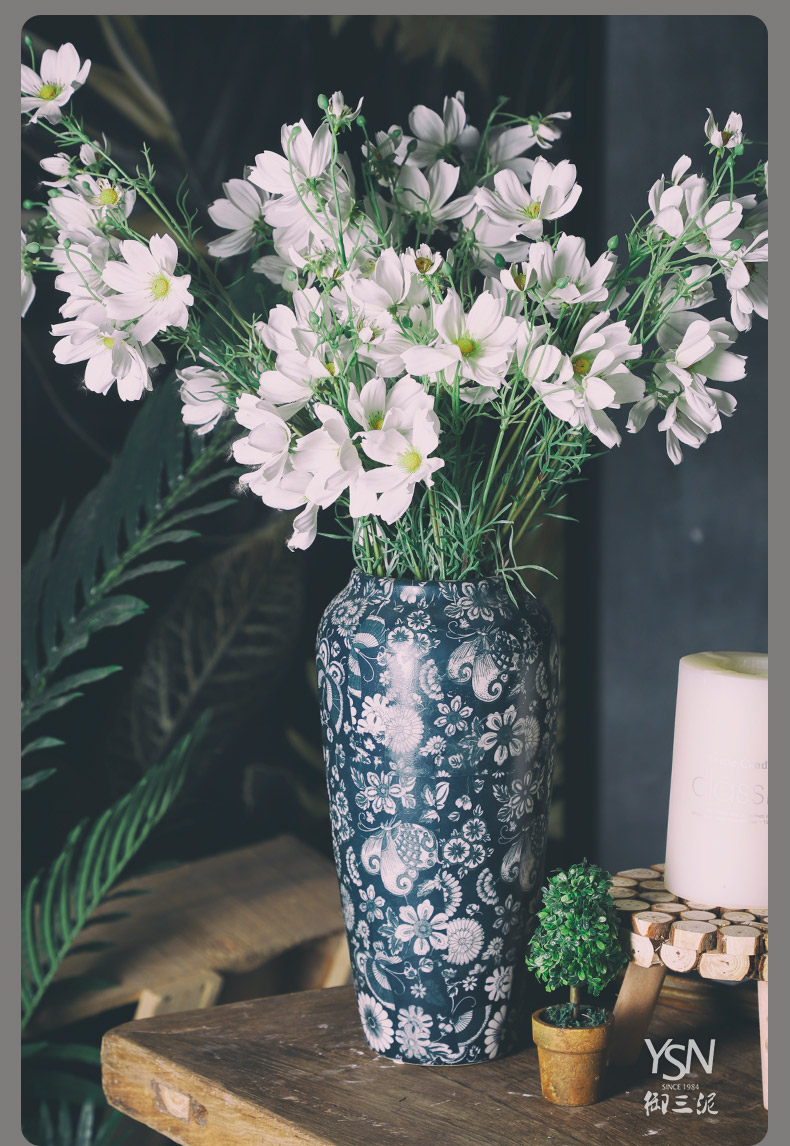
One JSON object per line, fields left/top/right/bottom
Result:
{"left": 494, "top": 253, "right": 506, "bottom": 269}
{"left": 406, "top": 139, "right": 419, "bottom": 155}
{"left": 317, "top": 94, "right": 329, "bottom": 111}
{"left": 22, "top": 199, "right": 34, "bottom": 210}
{"left": 282, "top": 268, "right": 298, "bottom": 294}
{"left": 607, "top": 234, "right": 619, "bottom": 250}
{"left": 730, "top": 238, "right": 743, "bottom": 251}
{"left": 391, "top": 128, "right": 402, "bottom": 140}
{"left": 356, "top": 115, "right": 366, "bottom": 129}
{"left": 26, "top": 242, "right": 40, "bottom": 254}
{"left": 401, "top": 315, "right": 413, "bottom": 329}
{"left": 556, "top": 277, "right": 569, "bottom": 289}
{"left": 308, "top": 311, "right": 321, "bottom": 326}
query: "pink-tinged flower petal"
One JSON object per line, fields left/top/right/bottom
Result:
{"left": 20, "top": 64, "right": 41, "bottom": 95}
{"left": 409, "top": 104, "right": 446, "bottom": 146}
{"left": 249, "top": 151, "right": 294, "bottom": 196}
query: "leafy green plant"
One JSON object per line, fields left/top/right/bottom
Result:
{"left": 525, "top": 859, "right": 627, "bottom": 1028}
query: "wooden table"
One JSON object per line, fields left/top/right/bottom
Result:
{"left": 102, "top": 983, "right": 767, "bottom": 1146}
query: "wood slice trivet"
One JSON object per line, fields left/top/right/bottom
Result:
{"left": 611, "top": 861, "right": 769, "bottom": 1112}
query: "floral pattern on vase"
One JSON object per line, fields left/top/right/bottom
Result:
{"left": 317, "top": 570, "right": 559, "bottom": 1064}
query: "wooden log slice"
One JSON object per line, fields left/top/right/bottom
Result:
{"left": 632, "top": 911, "right": 673, "bottom": 941}
{"left": 656, "top": 902, "right": 688, "bottom": 916}
{"left": 617, "top": 868, "right": 659, "bottom": 881}
{"left": 680, "top": 909, "right": 717, "bottom": 921}
{"left": 651, "top": 862, "right": 666, "bottom": 873}
{"left": 670, "top": 920, "right": 718, "bottom": 953}
{"left": 660, "top": 943, "right": 700, "bottom": 973}
{"left": 615, "top": 898, "right": 650, "bottom": 914}
{"left": 611, "top": 876, "right": 638, "bottom": 888}
{"left": 721, "top": 911, "right": 756, "bottom": 924}
{"left": 641, "top": 890, "right": 675, "bottom": 904}
{"left": 698, "top": 952, "right": 752, "bottom": 981}
{"left": 683, "top": 901, "right": 721, "bottom": 913}
{"left": 609, "top": 885, "right": 638, "bottom": 900}
{"left": 749, "top": 907, "right": 769, "bottom": 918}
{"left": 718, "top": 925, "right": 761, "bottom": 957}
{"left": 621, "top": 928, "right": 659, "bottom": 968}
{"left": 638, "top": 880, "right": 667, "bottom": 892}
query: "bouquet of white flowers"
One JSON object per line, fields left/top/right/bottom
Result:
{"left": 22, "top": 41, "right": 768, "bottom": 583}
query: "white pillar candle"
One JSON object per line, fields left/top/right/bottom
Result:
{"left": 664, "top": 652, "right": 767, "bottom": 910}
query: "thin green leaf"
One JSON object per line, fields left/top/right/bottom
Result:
{"left": 110, "top": 559, "right": 185, "bottom": 588}
{"left": 22, "top": 737, "right": 64, "bottom": 758}
{"left": 133, "top": 528, "right": 200, "bottom": 555}
{"left": 22, "top": 768, "right": 58, "bottom": 792}
{"left": 37, "top": 667, "right": 123, "bottom": 702}
{"left": 163, "top": 498, "right": 237, "bottom": 528}
{"left": 22, "top": 507, "right": 64, "bottom": 682}
{"left": 22, "top": 715, "right": 208, "bottom": 1029}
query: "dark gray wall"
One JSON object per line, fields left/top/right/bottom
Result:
{"left": 596, "top": 16, "right": 768, "bottom": 871}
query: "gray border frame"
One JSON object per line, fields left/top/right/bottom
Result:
{"left": 6, "top": 5, "right": 784, "bottom": 1145}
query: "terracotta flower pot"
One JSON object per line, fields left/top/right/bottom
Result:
{"left": 531, "top": 1008, "right": 613, "bottom": 1105}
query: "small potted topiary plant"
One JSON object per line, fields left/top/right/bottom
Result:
{"left": 526, "top": 859, "right": 628, "bottom": 1106}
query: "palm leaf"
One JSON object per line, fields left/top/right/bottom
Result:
{"left": 21, "top": 715, "right": 207, "bottom": 1030}
{"left": 109, "top": 523, "right": 302, "bottom": 776}
{"left": 21, "top": 380, "right": 238, "bottom": 760}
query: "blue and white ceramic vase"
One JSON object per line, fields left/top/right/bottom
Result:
{"left": 316, "top": 570, "right": 559, "bottom": 1064}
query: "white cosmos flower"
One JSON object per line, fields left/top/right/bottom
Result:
{"left": 397, "top": 160, "right": 476, "bottom": 223}
{"left": 657, "top": 315, "right": 746, "bottom": 386}
{"left": 249, "top": 120, "right": 333, "bottom": 196}
{"left": 407, "top": 92, "right": 479, "bottom": 168}
{"left": 177, "top": 365, "right": 229, "bottom": 434}
{"left": 345, "top": 248, "right": 425, "bottom": 318}
{"left": 21, "top": 42, "right": 90, "bottom": 124}
{"left": 60, "top": 174, "right": 135, "bottom": 221}
{"left": 533, "top": 313, "right": 643, "bottom": 448}
{"left": 207, "top": 178, "right": 269, "bottom": 258}
{"left": 50, "top": 302, "right": 163, "bottom": 401}
{"left": 102, "top": 235, "right": 194, "bottom": 345}
{"left": 296, "top": 404, "right": 378, "bottom": 518}
{"left": 402, "top": 290, "right": 518, "bottom": 390}
{"left": 52, "top": 232, "right": 114, "bottom": 318}
{"left": 21, "top": 232, "right": 35, "bottom": 317}
{"left": 365, "top": 303, "right": 432, "bottom": 378}
{"left": 705, "top": 108, "right": 744, "bottom": 150}
{"left": 348, "top": 375, "right": 434, "bottom": 433}
{"left": 528, "top": 234, "right": 614, "bottom": 313}
{"left": 48, "top": 193, "right": 105, "bottom": 242}
{"left": 684, "top": 195, "right": 746, "bottom": 258}
{"left": 724, "top": 229, "right": 768, "bottom": 331}
{"left": 475, "top": 158, "right": 582, "bottom": 238}
{"left": 328, "top": 90, "right": 364, "bottom": 125}
{"left": 255, "top": 288, "right": 324, "bottom": 357}
{"left": 256, "top": 347, "right": 338, "bottom": 420}
{"left": 647, "top": 155, "right": 701, "bottom": 238}
{"left": 361, "top": 408, "right": 444, "bottom": 524}
{"left": 403, "top": 244, "right": 443, "bottom": 277}
{"left": 628, "top": 363, "right": 736, "bottom": 465}
{"left": 499, "top": 260, "right": 538, "bottom": 294}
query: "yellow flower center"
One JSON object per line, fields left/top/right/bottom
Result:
{"left": 526, "top": 199, "right": 542, "bottom": 219}
{"left": 415, "top": 256, "right": 432, "bottom": 273}
{"left": 399, "top": 447, "right": 423, "bottom": 474}
{"left": 39, "top": 83, "right": 59, "bottom": 101}
{"left": 102, "top": 336, "right": 115, "bottom": 350}
{"left": 151, "top": 274, "right": 170, "bottom": 300}
{"left": 456, "top": 335, "right": 477, "bottom": 357}
{"left": 326, "top": 361, "right": 336, "bottom": 376}
{"left": 721, "top": 129, "right": 732, "bottom": 145}
{"left": 511, "top": 270, "right": 527, "bottom": 290}
{"left": 98, "top": 186, "right": 120, "bottom": 206}
{"left": 368, "top": 412, "right": 384, "bottom": 430}
{"left": 572, "top": 355, "right": 592, "bottom": 378}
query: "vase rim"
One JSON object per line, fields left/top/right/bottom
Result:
{"left": 349, "top": 566, "right": 514, "bottom": 591}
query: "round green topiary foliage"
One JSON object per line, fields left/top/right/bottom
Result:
{"left": 526, "top": 859, "right": 628, "bottom": 999}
